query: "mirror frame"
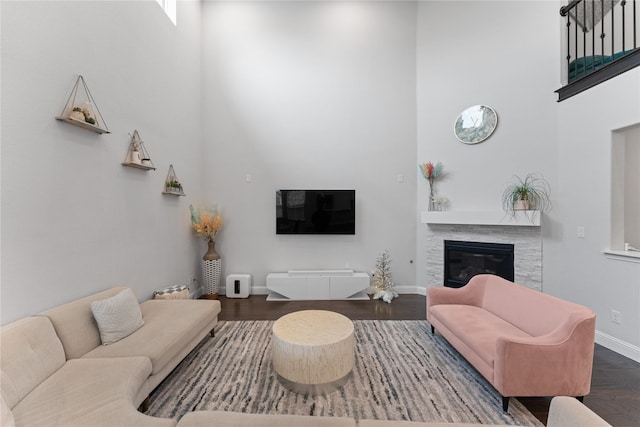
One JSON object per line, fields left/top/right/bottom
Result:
{"left": 453, "top": 105, "right": 498, "bottom": 144}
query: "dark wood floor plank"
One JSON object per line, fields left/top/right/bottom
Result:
{"left": 218, "top": 294, "right": 426, "bottom": 321}
{"left": 216, "top": 294, "right": 639, "bottom": 426}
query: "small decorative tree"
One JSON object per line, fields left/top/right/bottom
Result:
{"left": 370, "top": 249, "right": 398, "bottom": 303}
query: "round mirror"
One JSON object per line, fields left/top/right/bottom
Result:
{"left": 454, "top": 105, "right": 498, "bottom": 144}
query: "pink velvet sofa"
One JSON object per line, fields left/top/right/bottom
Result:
{"left": 427, "top": 274, "right": 596, "bottom": 411}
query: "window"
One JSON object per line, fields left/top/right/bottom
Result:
{"left": 611, "top": 124, "right": 640, "bottom": 255}
{"left": 156, "top": 0, "right": 176, "bottom": 25}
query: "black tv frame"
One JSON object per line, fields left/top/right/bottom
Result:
{"left": 276, "top": 189, "right": 356, "bottom": 235}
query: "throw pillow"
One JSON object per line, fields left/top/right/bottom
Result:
{"left": 90, "top": 288, "right": 144, "bottom": 345}
{"left": 153, "top": 285, "right": 189, "bottom": 300}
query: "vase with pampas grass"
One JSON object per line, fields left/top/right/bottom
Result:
{"left": 419, "top": 161, "right": 443, "bottom": 211}
{"left": 190, "top": 205, "right": 223, "bottom": 299}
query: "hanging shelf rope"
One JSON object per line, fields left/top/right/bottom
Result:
{"left": 163, "top": 164, "right": 185, "bottom": 196}
{"left": 122, "top": 130, "right": 156, "bottom": 170}
{"left": 55, "top": 75, "right": 110, "bottom": 134}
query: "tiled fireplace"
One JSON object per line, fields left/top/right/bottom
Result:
{"left": 424, "top": 216, "right": 542, "bottom": 291}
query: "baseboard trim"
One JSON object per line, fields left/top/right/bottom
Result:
{"left": 595, "top": 330, "right": 640, "bottom": 362}
{"left": 252, "top": 286, "right": 269, "bottom": 295}
{"left": 393, "top": 285, "right": 426, "bottom": 295}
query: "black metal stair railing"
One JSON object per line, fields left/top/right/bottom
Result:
{"left": 556, "top": 0, "right": 640, "bottom": 102}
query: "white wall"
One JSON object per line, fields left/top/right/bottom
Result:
{"left": 551, "top": 70, "right": 640, "bottom": 359}
{"left": 2, "top": 0, "right": 638, "bottom": 361}
{"left": 416, "top": 1, "right": 560, "bottom": 290}
{"left": 623, "top": 126, "right": 640, "bottom": 249}
{"left": 416, "top": 1, "right": 640, "bottom": 360}
{"left": 200, "top": 1, "right": 418, "bottom": 291}
{"left": 1, "top": 1, "right": 204, "bottom": 323}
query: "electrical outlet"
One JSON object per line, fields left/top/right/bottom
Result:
{"left": 611, "top": 309, "right": 622, "bottom": 324}
{"left": 576, "top": 227, "right": 585, "bottom": 238}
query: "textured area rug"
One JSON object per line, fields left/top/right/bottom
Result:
{"left": 148, "top": 320, "right": 542, "bottom": 425}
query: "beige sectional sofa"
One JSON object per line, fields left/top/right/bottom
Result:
{"left": 175, "top": 397, "right": 613, "bottom": 425}
{"left": 427, "top": 274, "right": 597, "bottom": 412}
{"left": 2, "top": 316, "right": 170, "bottom": 427}
{"left": 42, "top": 286, "right": 219, "bottom": 407}
{"left": 1, "top": 285, "right": 610, "bottom": 427}
{"left": 173, "top": 398, "right": 613, "bottom": 427}
{"left": 176, "top": 397, "right": 613, "bottom": 426}
{"left": 1, "top": 286, "right": 220, "bottom": 427}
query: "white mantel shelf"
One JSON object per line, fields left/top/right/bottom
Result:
{"left": 421, "top": 210, "right": 541, "bottom": 227}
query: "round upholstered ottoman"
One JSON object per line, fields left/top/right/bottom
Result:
{"left": 272, "top": 310, "right": 355, "bottom": 395}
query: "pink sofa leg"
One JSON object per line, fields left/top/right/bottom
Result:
{"left": 502, "top": 396, "right": 509, "bottom": 412}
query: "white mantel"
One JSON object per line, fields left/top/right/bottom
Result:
{"left": 421, "top": 210, "right": 541, "bottom": 227}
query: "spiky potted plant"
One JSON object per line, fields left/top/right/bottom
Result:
{"left": 502, "top": 173, "right": 551, "bottom": 216}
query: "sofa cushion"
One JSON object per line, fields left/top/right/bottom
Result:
{"left": 10, "top": 357, "right": 174, "bottom": 427}
{"left": 82, "top": 299, "right": 220, "bottom": 375}
{"left": 0, "top": 316, "right": 66, "bottom": 409}
{"left": 43, "top": 286, "right": 129, "bottom": 359}
{"left": 429, "top": 304, "right": 531, "bottom": 367}
{"left": 479, "top": 275, "right": 592, "bottom": 337}
{"left": 177, "top": 411, "right": 356, "bottom": 427}
{"left": 1, "top": 394, "right": 15, "bottom": 427}
{"left": 547, "top": 396, "right": 611, "bottom": 427}
{"left": 91, "top": 288, "right": 144, "bottom": 345}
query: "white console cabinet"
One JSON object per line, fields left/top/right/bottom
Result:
{"left": 266, "top": 270, "right": 370, "bottom": 301}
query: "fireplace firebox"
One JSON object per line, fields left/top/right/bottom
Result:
{"left": 444, "top": 240, "right": 514, "bottom": 288}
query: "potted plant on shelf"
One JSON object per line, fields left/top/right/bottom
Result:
{"left": 166, "top": 180, "right": 183, "bottom": 194}
{"left": 502, "top": 173, "right": 551, "bottom": 216}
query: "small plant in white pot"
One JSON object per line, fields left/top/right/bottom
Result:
{"left": 502, "top": 173, "right": 551, "bottom": 215}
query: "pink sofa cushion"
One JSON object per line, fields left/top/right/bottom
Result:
{"left": 430, "top": 304, "right": 531, "bottom": 367}
{"left": 479, "top": 275, "right": 594, "bottom": 337}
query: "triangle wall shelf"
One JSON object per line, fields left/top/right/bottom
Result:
{"left": 163, "top": 164, "right": 185, "bottom": 196}
{"left": 122, "top": 130, "right": 156, "bottom": 171}
{"left": 55, "top": 75, "right": 110, "bottom": 134}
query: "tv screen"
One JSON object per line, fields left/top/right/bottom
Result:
{"left": 276, "top": 190, "right": 355, "bottom": 235}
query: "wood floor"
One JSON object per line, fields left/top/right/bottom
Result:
{"left": 217, "top": 294, "right": 640, "bottom": 426}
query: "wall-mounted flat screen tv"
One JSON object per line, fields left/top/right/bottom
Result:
{"left": 276, "top": 189, "right": 355, "bottom": 235}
